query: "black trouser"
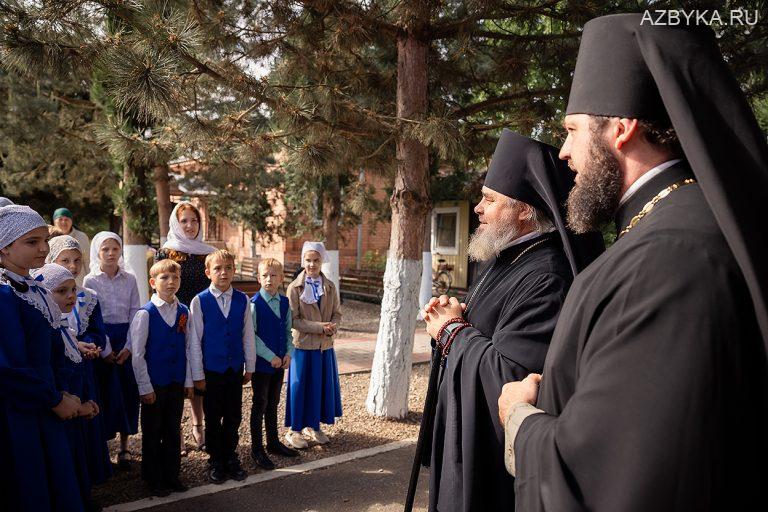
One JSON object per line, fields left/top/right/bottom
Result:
{"left": 250, "top": 369, "right": 285, "bottom": 452}
{"left": 140, "top": 383, "right": 184, "bottom": 486}
{"left": 203, "top": 369, "right": 243, "bottom": 466}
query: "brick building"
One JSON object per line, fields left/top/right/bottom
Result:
{"left": 168, "top": 159, "right": 476, "bottom": 292}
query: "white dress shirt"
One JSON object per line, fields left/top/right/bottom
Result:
{"left": 619, "top": 159, "right": 682, "bottom": 206}
{"left": 130, "top": 294, "right": 193, "bottom": 395}
{"left": 188, "top": 284, "right": 257, "bottom": 381}
{"left": 83, "top": 268, "right": 141, "bottom": 325}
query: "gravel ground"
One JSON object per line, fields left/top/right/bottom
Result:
{"left": 93, "top": 363, "right": 429, "bottom": 507}
{"left": 337, "top": 299, "right": 427, "bottom": 338}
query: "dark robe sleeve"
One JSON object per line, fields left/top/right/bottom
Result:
{"left": 80, "top": 302, "right": 107, "bottom": 350}
{"left": 0, "top": 293, "right": 62, "bottom": 410}
{"left": 513, "top": 237, "right": 761, "bottom": 512}
{"left": 429, "top": 271, "right": 570, "bottom": 511}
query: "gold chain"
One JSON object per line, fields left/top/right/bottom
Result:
{"left": 619, "top": 178, "right": 697, "bottom": 237}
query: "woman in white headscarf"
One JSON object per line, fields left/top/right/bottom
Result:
{"left": 155, "top": 201, "right": 216, "bottom": 452}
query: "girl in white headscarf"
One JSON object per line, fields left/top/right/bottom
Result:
{"left": 83, "top": 231, "right": 142, "bottom": 468}
{"left": 47, "top": 235, "right": 114, "bottom": 485}
{"left": 33, "top": 263, "right": 103, "bottom": 507}
{"left": 283, "top": 241, "right": 343, "bottom": 449}
{"left": 156, "top": 201, "right": 216, "bottom": 452}
{"left": 0, "top": 204, "right": 85, "bottom": 511}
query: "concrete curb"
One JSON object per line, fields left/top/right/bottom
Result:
{"left": 105, "top": 438, "right": 417, "bottom": 511}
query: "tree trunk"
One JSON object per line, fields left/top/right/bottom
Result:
{"left": 154, "top": 163, "right": 172, "bottom": 243}
{"left": 367, "top": 25, "right": 431, "bottom": 418}
{"left": 322, "top": 174, "right": 342, "bottom": 297}
{"left": 122, "top": 162, "right": 151, "bottom": 303}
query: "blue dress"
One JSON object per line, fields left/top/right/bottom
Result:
{"left": 53, "top": 327, "right": 91, "bottom": 504}
{"left": 285, "top": 347, "right": 343, "bottom": 431}
{"left": 105, "top": 322, "right": 139, "bottom": 435}
{"left": 0, "top": 278, "right": 84, "bottom": 512}
{"left": 72, "top": 293, "right": 113, "bottom": 483}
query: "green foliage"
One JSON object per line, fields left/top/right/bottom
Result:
{"left": 361, "top": 249, "right": 387, "bottom": 272}
{"left": 0, "top": 69, "right": 115, "bottom": 233}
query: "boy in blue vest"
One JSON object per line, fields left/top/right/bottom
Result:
{"left": 249, "top": 258, "right": 299, "bottom": 469}
{"left": 189, "top": 249, "right": 256, "bottom": 484}
{"left": 130, "top": 259, "right": 193, "bottom": 497}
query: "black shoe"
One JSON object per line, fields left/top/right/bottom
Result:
{"left": 266, "top": 442, "right": 299, "bottom": 457}
{"left": 227, "top": 458, "right": 247, "bottom": 481}
{"left": 165, "top": 479, "right": 188, "bottom": 493}
{"left": 251, "top": 449, "right": 276, "bottom": 470}
{"left": 148, "top": 484, "right": 171, "bottom": 497}
{"left": 208, "top": 464, "right": 228, "bottom": 484}
{"left": 84, "top": 498, "right": 103, "bottom": 512}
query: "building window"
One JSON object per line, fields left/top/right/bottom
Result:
{"left": 432, "top": 207, "right": 460, "bottom": 255}
{"left": 207, "top": 212, "right": 221, "bottom": 241}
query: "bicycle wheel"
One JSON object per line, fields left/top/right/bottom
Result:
{"left": 434, "top": 271, "right": 451, "bottom": 295}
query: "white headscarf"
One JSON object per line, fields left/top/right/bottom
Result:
{"left": 46, "top": 235, "right": 82, "bottom": 264}
{"left": 88, "top": 231, "right": 125, "bottom": 276}
{"left": 299, "top": 241, "right": 328, "bottom": 305}
{"left": 0, "top": 205, "right": 47, "bottom": 250}
{"left": 162, "top": 201, "right": 216, "bottom": 255}
{"left": 300, "top": 241, "right": 329, "bottom": 265}
{"left": 31, "top": 264, "right": 81, "bottom": 363}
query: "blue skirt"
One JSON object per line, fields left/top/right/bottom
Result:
{"left": 63, "top": 360, "right": 92, "bottom": 502}
{"left": 285, "top": 348, "right": 343, "bottom": 431}
{"left": 96, "top": 323, "right": 139, "bottom": 436}
{"left": 81, "top": 359, "right": 112, "bottom": 484}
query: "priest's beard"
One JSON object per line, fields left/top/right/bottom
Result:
{"left": 467, "top": 206, "right": 523, "bottom": 262}
{"left": 566, "top": 135, "right": 623, "bottom": 234}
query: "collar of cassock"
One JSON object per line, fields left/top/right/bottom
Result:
{"left": 614, "top": 161, "right": 694, "bottom": 237}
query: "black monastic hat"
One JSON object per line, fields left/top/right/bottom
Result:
{"left": 485, "top": 130, "right": 604, "bottom": 276}
{"left": 566, "top": 13, "right": 768, "bottom": 347}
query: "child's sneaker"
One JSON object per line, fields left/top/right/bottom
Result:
{"left": 284, "top": 429, "right": 308, "bottom": 449}
{"left": 302, "top": 427, "right": 329, "bottom": 445}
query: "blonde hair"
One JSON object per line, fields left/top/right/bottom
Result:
{"left": 205, "top": 249, "right": 235, "bottom": 269}
{"left": 150, "top": 258, "right": 181, "bottom": 278}
{"left": 258, "top": 258, "right": 283, "bottom": 274}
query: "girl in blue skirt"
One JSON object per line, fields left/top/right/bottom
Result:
{"left": 34, "top": 263, "right": 103, "bottom": 511}
{"left": 48, "top": 235, "right": 113, "bottom": 485}
{"left": 284, "top": 242, "right": 343, "bottom": 449}
{"left": 83, "top": 232, "right": 141, "bottom": 469}
{"left": 0, "top": 204, "right": 83, "bottom": 511}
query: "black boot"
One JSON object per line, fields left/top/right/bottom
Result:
{"left": 252, "top": 448, "right": 276, "bottom": 470}
{"left": 266, "top": 442, "right": 299, "bottom": 458}
{"left": 228, "top": 457, "right": 247, "bottom": 481}
{"left": 208, "top": 463, "right": 227, "bottom": 484}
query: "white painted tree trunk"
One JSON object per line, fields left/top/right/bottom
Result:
{"left": 366, "top": 257, "right": 423, "bottom": 418}
{"left": 321, "top": 249, "right": 340, "bottom": 300}
{"left": 417, "top": 251, "right": 433, "bottom": 320}
{"left": 124, "top": 244, "right": 150, "bottom": 304}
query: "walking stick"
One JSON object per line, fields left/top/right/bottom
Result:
{"left": 404, "top": 344, "right": 442, "bottom": 512}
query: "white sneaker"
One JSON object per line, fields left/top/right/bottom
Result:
{"left": 284, "top": 429, "right": 308, "bottom": 449}
{"left": 303, "top": 427, "right": 330, "bottom": 445}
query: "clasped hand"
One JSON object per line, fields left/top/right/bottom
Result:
{"left": 498, "top": 374, "right": 541, "bottom": 427}
{"left": 421, "top": 295, "right": 467, "bottom": 339}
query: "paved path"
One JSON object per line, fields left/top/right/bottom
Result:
{"left": 334, "top": 331, "right": 431, "bottom": 375}
{"left": 121, "top": 444, "right": 429, "bottom": 512}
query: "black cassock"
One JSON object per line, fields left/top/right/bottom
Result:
{"left": 514, "top": 163, "right": 768, "bottom": 511}
{"left": 429, "top": 232, "right": 573, "bottom": 511}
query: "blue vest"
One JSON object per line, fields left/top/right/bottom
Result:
{"left": 199, "top": 288, "right": 247, "bottom": 373}
{"left": 143, "top": 302, "right": 188, "bottom": 387}
{"left": 251, "top": 293, "right": 289, "bottom": 374}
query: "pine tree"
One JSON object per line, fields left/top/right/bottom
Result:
{"left": 2, "top": 0, "right": 765, "bottom": 418}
